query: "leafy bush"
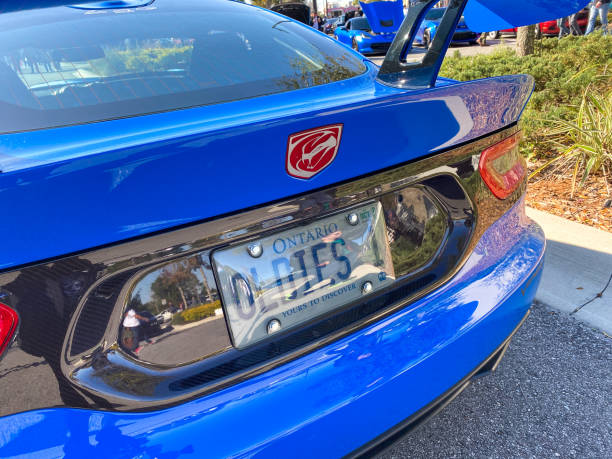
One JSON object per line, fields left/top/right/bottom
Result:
{"left": 440, "top": 34, "right": 612, "bottom": 159}
{"left": 171, "top": 300, "right": 221, "bottom": 325}
{"left": 531, "top": 86, "right": 611, "bottom": 196}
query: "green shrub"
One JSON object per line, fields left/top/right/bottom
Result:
{"left": 531, "top": 86, "right": 612, "bottom": 196}
{"left": 440, "top": 34, "right": 612, "bottom": 159}
{"left": 171, "top": 300, "right": 221, "bottom": 325}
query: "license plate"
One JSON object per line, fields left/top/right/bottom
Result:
{"left": 213, "top": 202, "right": 395, "bottom": 348}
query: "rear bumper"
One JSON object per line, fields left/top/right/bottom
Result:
{"left": 0, "top": 198, "right": 545, "bottom": 457}
{"left": 350, "top": 307, "right": 531, "bottom": 458}
{"left": 451, "top": 30, "right": 478, "bottom": 42}
{"left": 358, "top": 40, "right": 392, "bottom": 54}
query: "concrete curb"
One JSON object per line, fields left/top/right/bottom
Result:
{"left": 526, "top": 207, "right": 612, "bottom": 335}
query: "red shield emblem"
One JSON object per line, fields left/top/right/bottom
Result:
{"left": 286, "top": 124, "right": 343, "bottom": 179}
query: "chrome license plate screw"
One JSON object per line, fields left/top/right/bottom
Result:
{"left": 267, "top": 319, "right": 282, "bottom": 335}
{"left": 246, "top": 242, "right": 263, "bottom": 258}
{"left": 346, "top": 212, "right": 359, "bottom": 226}
{"left": 361, "top": 281, "right": 373, "bottom": 295}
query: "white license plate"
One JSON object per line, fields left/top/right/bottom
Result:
{"left": 213, "top": 202, "right": 395, "bottom": 348}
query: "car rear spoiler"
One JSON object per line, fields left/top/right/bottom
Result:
{"left": 377, "top": 0, "right": 590, "bottom": 90}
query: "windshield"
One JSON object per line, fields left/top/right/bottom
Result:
{"left": 0, "top": 0, "right": 366, "bottom": 133}
{"left": 425, "top": 8, "right": 445, "bottom": 21}
{"left": 351, "top": 18, "right": 371, "bottom": 31}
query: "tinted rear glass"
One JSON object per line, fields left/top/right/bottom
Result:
{"left": 351, "top": 18, "right": 371, "bottom": 31}
{"left": 0, "top": 0, "right": 366, "bottom": 133}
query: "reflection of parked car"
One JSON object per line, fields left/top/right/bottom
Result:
{"left": 156, "top": 307, "right": 177, "bottom": 322}
{"left": 138, "top": 311, "right": 164, "bottom": 337}
{"left": 415, "top": 8, "right": 478, "bottom": 47}
{"left": 486, "top": 7, "right": 589, "bottom": 39}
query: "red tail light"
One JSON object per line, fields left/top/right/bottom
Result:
{"left": 0, "top": 302, "right": 18, "bottom": 357}
{"left": 478, "top": 133, "right": 526, "bottom": 199}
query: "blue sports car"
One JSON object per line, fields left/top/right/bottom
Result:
{"left": 0, "top": 0, "right": 589, "bottom": 457}
{"left": 334, "top": 0, "right": 404, "bottom": 54}
{"left": 335, "top": 17, "right": 397, "bottom": 53}
{"left": 415, "top": 7, "right": 479, "bottom": 47}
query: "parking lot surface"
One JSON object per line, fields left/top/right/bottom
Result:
{"left": 382, "top": 302, "right": 612, "bottom": 458}
{"left": 368, "top": 38, "right": 516, "bottom": 67}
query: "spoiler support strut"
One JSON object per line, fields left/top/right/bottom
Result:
{"left": 377, "top": 0, "right": 468, "bottom": 90}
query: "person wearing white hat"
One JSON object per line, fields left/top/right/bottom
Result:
{"left": 121, "top": 309, "right": 150, "bottom": 352}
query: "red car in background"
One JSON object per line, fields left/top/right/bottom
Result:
{"left": 486, "top": 7, "right": 589, "bottom": 38}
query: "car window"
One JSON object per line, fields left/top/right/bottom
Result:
{"left": 351, "top": 17, "right": 371, "bottom": 31}
{"left": 0, "top": 1, "right": 366, "bottom": 133}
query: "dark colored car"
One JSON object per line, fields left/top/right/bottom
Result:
{"left": 137, "top": 310, "right": 164, "bottom": 337}
{"left": 271, "top": 2, "right": 311, "bottom": 25}
{"left": 415, "top": 8, "right": 479, "bottom": 47}
{"left": 0, "top": 0, "right": 587, "bottom": 456}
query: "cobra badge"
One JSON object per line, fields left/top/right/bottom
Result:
{"left": 286, "top": 124, "right": 343, "bottom": 179}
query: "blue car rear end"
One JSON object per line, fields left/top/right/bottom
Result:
{"left": 0, "top": 0, "right": 555, "bottom": 456}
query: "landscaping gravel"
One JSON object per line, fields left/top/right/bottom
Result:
{"left": 382, "top": 302, "right": 612, "bottom": 458}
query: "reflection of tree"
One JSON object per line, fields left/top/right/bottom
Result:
{"left": 382, "top": 190, "right": 447, "bottom": 276}
{"left": 277, "top": 53, "right": 365, "bottom": 91}
{"left": 129, "top": 292, "right": 144, "bottom": 311}
{"left": 150, "top": 262, "right": 201, "bottom": 312}
{"left": 100, "top": 43, "right": 192, "bottom": 76}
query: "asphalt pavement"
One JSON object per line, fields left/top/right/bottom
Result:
{"left": 381, "top": 302, "right": 612, "bottom": 458}
{"left": 368, "top": 38, "right": 516, "bottom": 67}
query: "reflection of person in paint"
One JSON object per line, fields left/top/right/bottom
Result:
{"left": 121, "top": 309, "right": 150, "bottom": 352}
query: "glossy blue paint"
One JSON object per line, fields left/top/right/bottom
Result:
{"left": 463, "top": 0, "right": 590, "bottom": 32}
{"left": 359, "top": 0, "right": 404, "bottom": 34}
{"left": 0, "top": 198, "right": 545, "bottom": 457}
{"left": 69, "top": 0, "right": 152, "bottom": 9}
{"left": 0, "top": 69, "right": 533, "bottom": 270}
{"left": 0, "top": 0, "right": 590, "bottom": 29}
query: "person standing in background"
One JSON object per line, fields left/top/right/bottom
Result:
{"left": 311, "top": 13, "right": 320, "bottom": 31}
{"left": 585, "top": 0, "right": 610, "bottom": 35}
{"left": 557, "top": 16, "right": 570, "bottom": 37}
{"left": 568, "top": 12, "right": 582, "bottom": 35}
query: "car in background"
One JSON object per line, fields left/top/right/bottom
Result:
{"left": 156, "top": 308, "right": 176, "bottom": 325}
{"left": 335, "top": 0, "right": 404, "bottom": 54}
{"left": 486, "top": 7, "right": 589, "bottom": 39}
{"left": 270, "top": 2, "right": 310, "bottom": 25}
{"left": 415, "top": 7, "right": 479, "bottom": 47}
{"left": 334, "top": 16, "right": 397, "bottom": 53}
{"left": 322, "top": 17, "right": 341, "bottom": 34}
{"left": 129, "top": 310, "right": 166, "bottom": 340}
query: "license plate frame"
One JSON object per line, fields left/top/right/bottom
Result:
{"left": 212, "top": 202, "right": 395, "bottom": 349}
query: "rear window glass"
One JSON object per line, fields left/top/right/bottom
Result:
{"left": 0, "top": 0, "right": 366, "bottom": 133}
{"left": 351, "top": 18, "right": 372, "bottom": 31}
